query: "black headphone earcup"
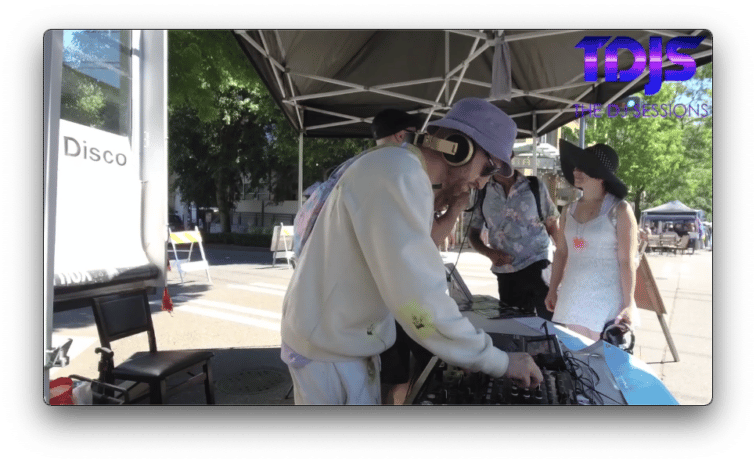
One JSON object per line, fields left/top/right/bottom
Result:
{"left": 442, "top": 133, "right": 476, "bottom": 166}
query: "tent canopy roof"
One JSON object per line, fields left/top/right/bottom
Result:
{"left": 643, "top": 200, "right": 698, "bottom": 214}
{"left": 234, "top": 29, "right": 712, "bottom": 139}
{"left": 642, "top": 200, "right": 705, "bottom": 222}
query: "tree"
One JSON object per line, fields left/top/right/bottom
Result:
{"left": 168, "top": 30, "right": 369, "bottom": 232}
{"left": 261, "top": 103, "right": 369, "bottom": 200}
{"left": 169, "top": 30, "right": 260, "bottom": 123}
{"left": 168, "top": 106, "right": 216, "bottom": 210}
{"left": 170, "top": 85, "right": 270, "bottom": 232}
{"left": 168, "top": 30, "right": 269, "bottom": 232}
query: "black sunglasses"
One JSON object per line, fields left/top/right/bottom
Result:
{"left": 481, "top": 152, "right": 506, "bottom": 177}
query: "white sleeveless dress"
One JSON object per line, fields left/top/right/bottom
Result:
{"left": 552, "top": 194, "right": 625, "bottom": 333}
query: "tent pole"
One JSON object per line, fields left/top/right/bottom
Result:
{"left": 532, "top": 113, "right": 538, "bottom": 177}
{"left": 43, "top": 30, "right": 63, "bottom": 403}
{"left": 445, "top": 31, "right": 449, "bottom": 104}
{"left": 298, "top": 132, "right": 303, "bottom": 210}
{"left": 579, "top": 115, "right": 586, "bottom": 148}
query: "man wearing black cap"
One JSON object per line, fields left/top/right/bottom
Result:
{"left": 371, "top": 108, "right": 421, "bottom": 146}
{"left": 281, "top": 98, "right": 543, "bottom": 405}
{"left": 372, "top": 109, "right": 465, "bottom": 248}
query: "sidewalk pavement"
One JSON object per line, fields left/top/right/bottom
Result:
{"left": 632, "top": 250, "right": 712, "bottom": 405}
{"left": 63, "top": 246, "right": 712, "bottom": 405}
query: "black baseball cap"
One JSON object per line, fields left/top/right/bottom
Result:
{"left": 371, "top": 109, "right": 422, "bottom": 140}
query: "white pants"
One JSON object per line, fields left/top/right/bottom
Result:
{"left": 287, "top": 356, "right": 381, "bottom": 405}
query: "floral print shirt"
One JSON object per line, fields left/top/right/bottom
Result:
{"left": 470, "top": 172, "right": 559, "bottom": 274}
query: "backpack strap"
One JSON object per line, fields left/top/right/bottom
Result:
{"left": 527, "top": 176, "right": 544, "bottom": 222}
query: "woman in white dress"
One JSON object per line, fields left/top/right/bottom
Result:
{"left": 545, "top": 140, "right": 638, "bottom": 341}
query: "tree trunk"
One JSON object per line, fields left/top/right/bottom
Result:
{"left": 634, "top": 189, "right": 643, "bottom": 222}
{"left": 216, "top": 182, "right": 233, "bottom": 233}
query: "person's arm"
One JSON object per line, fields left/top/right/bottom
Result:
{"left": 545, "top": 206, "right": 569, "bottom": 312}
{"left": 615, "top": 201, "right": 638, "bottom": 325}
{"left": 540, "top": 179, "right": 560, "bottom": 242}
{"left": 342, "top": 155, "right": 540, "bottom": 384}
{"left": 431, "top": 194, "right": 468, "bottom": 246}
{"left": 544, "top": 216, "right": 559, "bottom": 242}
{"left": 469, "top": 227, "right": 511, "bottom": 267}
{"left": 466, "top": 186, "right": 511, "bottom": 266}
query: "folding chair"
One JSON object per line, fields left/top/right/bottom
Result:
{"left": 647, "top": 235, "right": 661, "bottom": 253}
{"left": 660, "top": 234, "right": 677, "bottom": 254}
{"left": 673, "top": 235, "right": 690, "bottom": 255}
{"left": 169, "top": 226, "right": 212, "bottom": 284}
{"left": 271, "top": 223, "right": 295, "bottom": 268}
{"left": 91, "top": 290, "right": 215, "bottom": 404}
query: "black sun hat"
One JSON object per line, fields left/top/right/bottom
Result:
{"left": 559, "top": 139, "right": 628, "bottom": 199}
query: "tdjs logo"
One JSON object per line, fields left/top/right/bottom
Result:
{"left": 576, "top": 36, "right": 706, "bottom": 95}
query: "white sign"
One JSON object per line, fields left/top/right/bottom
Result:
{"left": 54, "top": 119, "right": 149, "bottom": 282}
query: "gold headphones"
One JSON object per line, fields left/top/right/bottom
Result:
{"left": 407, "top": 132, "right": 477, "bottom": 166}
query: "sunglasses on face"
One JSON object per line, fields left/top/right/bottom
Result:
{"left": 481, "top": 152, "right": 507, "bottom": 177}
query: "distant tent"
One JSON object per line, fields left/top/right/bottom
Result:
{"left": 641, "top": 200, "right": 705, "bottom": 223}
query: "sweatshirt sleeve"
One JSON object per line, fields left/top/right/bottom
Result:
{"left": 341, "top": 152, "right": 510, "bottom": 378}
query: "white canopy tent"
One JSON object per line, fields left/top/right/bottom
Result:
{"left": 232, "top": 29, "right": 712, "bottom": 207}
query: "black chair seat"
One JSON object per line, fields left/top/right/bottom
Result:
{"left": 113, "top": 350, "right": 214, "bottom": 380}
{"left": 92, "top": 291, "right": 216, "bottom": 404}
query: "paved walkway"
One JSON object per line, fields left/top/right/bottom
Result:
{"left": 51, "top": 244, "right": 711, "bottom": 405}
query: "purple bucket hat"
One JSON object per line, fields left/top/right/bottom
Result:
{"left": 427, "top": 98, "right": 517, "bottom": 177}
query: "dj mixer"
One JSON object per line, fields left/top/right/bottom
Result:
{"left": 407, "top": 333, "right": 583, "bottom": 405}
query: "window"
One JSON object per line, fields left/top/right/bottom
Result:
{"left": 60, "top": 30, "right": 131, "bottom": 136}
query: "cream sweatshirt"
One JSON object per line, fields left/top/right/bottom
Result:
{"left": 280, "top": 145, "right": 510, "bottom": 378}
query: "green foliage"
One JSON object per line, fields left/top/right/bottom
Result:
{"left": 169, "top": 30, "right": 261, "bottom": 122}
{"left": 62, "top": 80, "right": 106, "bottom": 128}
{"left": 263, "top": 102, "right": 369, "bottom": 199}
{"left": 169, "top": 30, "right": 273, "bottom": 232}
{"left": 168, "top": 105, "right": 216, "bottom": 206}
{"left": 169, "top": 84, "right": 271, "bottom": 231}
{"left": 168, "top": 30, "right": 384, "bottom": 232}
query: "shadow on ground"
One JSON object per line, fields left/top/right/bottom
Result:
{"left": 148, "top": 346, "right": 294, "bottom": 405}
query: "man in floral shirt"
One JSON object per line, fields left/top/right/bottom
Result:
{"left": 468, "top": 164, "right": 559, "bottom": 320}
